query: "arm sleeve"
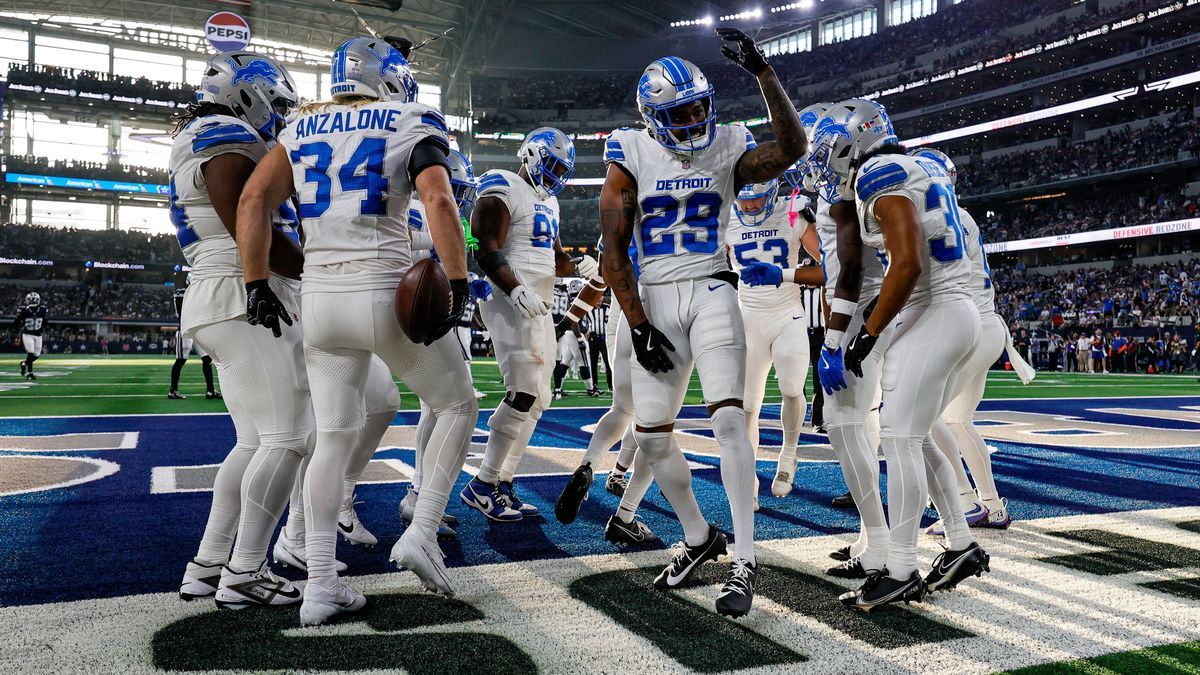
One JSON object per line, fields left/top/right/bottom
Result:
{"left": 407, "top": 136, "right": 450, "bottom": 184}
{"left": 603, "top": 130, "right": 637, "bottom": 183}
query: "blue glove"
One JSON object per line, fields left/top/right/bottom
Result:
{"left": 817, "top": 345, "right": 848, "bottom": 394}
{"left": 469, "top": 278, "right": 493, "bottom": 302}
{"left": 739, "top": 261, "right": 783, "bottom": 288}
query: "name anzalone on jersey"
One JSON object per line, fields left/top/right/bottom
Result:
{"left": 604, "top": 124, "right": 756, "bottom": 284}
{"left": 855, "top": 153, "right": 973, "bottom": 306}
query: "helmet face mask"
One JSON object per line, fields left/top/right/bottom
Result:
{"left": 734, "top": 179, "right": 779, "bottom": 225}
{"left": 448, "top": 149, "right": 477, "bottom": 217}
{"left": 519, "top": 128, "right": 575, "bottom": 199}
{"left": 197, "top": 52, "right": 298, "bottom": 138}
{"left": 25, "top": 292, "right": 40, "bottom": 307}
{"left": 638, "top": 57, "right": 716, "bottom": 155}
{"left": 800, "top": 98, "right": 899, "bottom": 204}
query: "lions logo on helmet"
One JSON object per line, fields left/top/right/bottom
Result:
{"left": 908, "top": 147, "right": 957, "bottom": 186}
{"left": 448, "top": 149, "right": 477, "bottom": 217}
{"left": 518, "top": 127, "right": 575, "bottom": 199}
{"left": 330, "top": 37, "right": 418, "bottom": 103}
{"left": 801, "top": 98, "right": 898, "bottom": 204}
{"left": 636, "top": 56, "right": 716, "bottom": 155}
{"left": 734, "top": 179, "right": 780, "bottom": 226}
{"left": 197, "top": 52, "right": 298, "bottom": 138}
{"left": 786, "top": 101, "right": 834, "bottom": 190}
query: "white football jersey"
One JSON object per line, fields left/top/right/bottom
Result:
{"left": 958, "top": 207, "right": 996, "bottom": 316}
{"left": 728, "top": 199, "right": 802, "bottom": 312}
{"left": 813, "top": 199, "right": 885, "bottom": 305}
{"left": 604, "top": 124, "right": 755, "bottom": 285}
{"left": 169, "top": 114, "right": 270, "bottom": 278}
{"left": 277, "top": 100, "right": 450, "bottom": 290}
{"left": 476, "top": 168, "right": 560, "bottom": 289}
{"left": 407, "top": 197, "right": 434, "bottom": 262}
{"left": 855, "top": 153, "right": 972, "bottom": 307}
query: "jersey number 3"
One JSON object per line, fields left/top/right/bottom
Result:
{"left": 291, "top": 138, "right": 389, "bottom": 219}
{"left": 925, "top": 183, "right": 966, "bottom": 263}
{"left": 640, "top": 192, "right": 723, "bottom": 257}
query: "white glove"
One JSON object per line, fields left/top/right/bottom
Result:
{"left": 573, "top": 255, "right": 599, "bottom": 280}
{"left": 509, "top": 285, "right": 550, "bottom": 319}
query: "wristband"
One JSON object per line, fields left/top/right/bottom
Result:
{"left": 828, "top": 297, "right": 855, "bottom": 318}
{"left": 824, "top": 328, "right": 845, "bottom": 350}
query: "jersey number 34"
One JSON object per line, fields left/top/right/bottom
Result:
{"left": 291, "top": 138, "right": 389, "bottom": 219}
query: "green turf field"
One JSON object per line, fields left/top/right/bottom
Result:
{"left": 1, "top": 354, "right": 1196, "bottom": 417}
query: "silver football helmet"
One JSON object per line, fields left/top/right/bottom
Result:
{"left": 637, "top": 57, "right": 716, "bottom": 155}
{"left": 448, "top": 149, "right": 477, "bottom": 217}
{"left": 787, "top": 101, "right": 834, "bottom": 190}
{"left": 802, "top": 98, "right": 899, "bottom": 204}
{"left": 197, "top": 52, "right": 298, "bottom": 138}
{"left": 518, "top": 127, "right": 575, "bottom": 199}
{"left": 734, "top": 179, "right": 780, "bottom": 226}
{"left": 24, "top": 291, "right": 40, "bottom": 307}
{"left": 908, "top": 147, "right": 957, "bottom": 186}
{"left": 330, "top": 37, "right": 418, "bottom": 103}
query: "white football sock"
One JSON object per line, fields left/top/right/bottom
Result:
{"left": 499, "top": 414, "right": 539, "bottom": 484}
{"left": 711, "top": 406, "right": 757, "bottom": 563}
{"left": 635, "top": 429, "right": 708, "bottom": 546}
{"left": 931, "top": 419, "right": 976, "bottom": 506}
{"left": 411, "top": 398, "right": 477, "bottom": 538}
{"left": 412, "top": 402, "right": 434, "bottom": 489}
{"left": 581, "top": 405, "right": 635, "bottom": 468}
{"left": 229, "top": 435, "right": 306, "bottom": 571}
{"left": 780, "top": 394, "right": 805, "bottom": 457}
{"left": 305, "top": 429, "right": 358, "bottom": 586}
{"left": 923, "top": 435, "right": 974, "bottom": 551}
{"left": 477, "top": 400, "right": 529, "bottom": 485}
{"left": 614, "top": 424, "right": 638, "bottom": 469}
{"left": 195, "top": 441, "right": 256, "bottom": 565}
{"left": 283, "top": 450, "right": 312, "bottom": 543}
{"left": 881, "top": 435, "right": 927, "bottom": 580}
{"left": 616, "top": 440, "right": 655, "bottom": 522}
{"left": 827, "top": 423, "right": 888, "bottom": 569}
{"left": 950, "top": 420, "right": 1001, "bottom": 505}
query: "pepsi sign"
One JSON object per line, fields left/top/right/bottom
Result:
{"left": 205, "top": 12, "right": 251, "bottom": 53}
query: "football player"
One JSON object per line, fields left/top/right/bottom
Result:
{"left": 170, "top": 52, "right": 319, "bottom": 609}
{"left": 14, "top": 291, "right": 46, "bottom": 380}
{"left": 728, "top": 177, "right": 822, "bottom": 498}
{"left": 553, "top": 279, "right": 593, "bottom": 399}
{"left": 459, "top": 127, "right": 599, "bottom": 523}
{"left": 810, "top": 99, "right": 989, "bottom": 611}
{"left": 237, "top": 37, "right": 477, "bottom": 625}
{"left": 598, "top": 29, "right": 806, "bottom": 617}
{"left": 168, "top": 284, "right": 220, "bottom": 400}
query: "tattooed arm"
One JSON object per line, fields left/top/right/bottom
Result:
{"left": 599, "top": 164, "right": 646, "bottom": 325}
{"left": 734, "top": 68, "right": 806, "bottom": 187}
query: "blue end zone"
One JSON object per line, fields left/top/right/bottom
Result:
{"left": 1, "top": 396, "right": 1198, "bottom": 607}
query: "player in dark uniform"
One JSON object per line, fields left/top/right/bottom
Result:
{"left": 15, "top": 292, "right": 47, "bottom": 380}
{"left": 168, "top": 286, "right": 220, "bottom": 400}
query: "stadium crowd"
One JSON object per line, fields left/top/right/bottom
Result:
{"left": 0, "top": 223, "right": 183, "bottom": 264}
{"left": 4, "top": 63, "right": 191, "bottom": 104}
{"left": 957, "top": 113, "right": 1200, "bottom": 196}
{"left": 5, "top": 155, "right": 168, "bottom": 185}
{"left": 0, "top": 281, "right": 175, "bottom": 320}
{"left": 980, "top": 185, "right": 1199, "bottom": 243}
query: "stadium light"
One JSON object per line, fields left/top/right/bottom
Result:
{"left": 720, "top": 8, "right": 764, "bottom": 21}
{"left": 771, "top": 1, "right": 814, "bottom": 12}
{"left": 670, "top": 15, "right": 714, "bottom": 27}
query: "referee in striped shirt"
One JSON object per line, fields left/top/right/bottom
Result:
{"left": 799, "top": 261, "right": 825, "bottom": 432}
{"left": 581, "top": 300, "right": 610, "bottom": 393}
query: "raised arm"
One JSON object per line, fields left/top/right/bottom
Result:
{"left": 717, "top": 29, "right": 806, "bottom": 187}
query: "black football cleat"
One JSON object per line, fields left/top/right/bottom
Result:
{"left": 20, "top": 362, "right": 26, "bottom": 377}
{"left": 654, "top": 524, "right": 727, "bottom": 589}
{"left": 604, "top": 514, "right": 659, "bottom": 545}
{"left": 826, "top": 557, "right": 872, "bottom": 579}
{"left": 206, "top": 390, "right": 223, "bottom": 400}
{"left": 831, "top": 491, "right": 855, "bottom": 508}
{"left": 829, "top": 544, "right": 852, "bottom": 561}
{"left": 167, "top": 390, "right": 185, "bottom": 400}
{"left": 840, "top": 569, "right": 928, "bottom": 612}
{"left": 715, "top": 558, "right": 757, "bottom": 618}
{"left": 925, "top": 542, "right": 990, "bottom": 592}
{"left": 555, "top": 463, "right": 593, "bottom": 524}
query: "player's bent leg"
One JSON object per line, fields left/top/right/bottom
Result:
{"left": 770, "top": 318, "right": 811, "bottom": 497}
{"left": 606, "top": 436, "right": 658, "bottom": 545}
{"left": 739, "top": 314, "right": 774, "bottom": 457}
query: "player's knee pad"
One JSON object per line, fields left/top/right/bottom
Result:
{"left": 777, "top": 373, "right": 805, "bottom": 399}
{"left": 489, "top": 398, "right": 531, "bottom": 437}
{"left": 257, "top": 430, "right": 312, "bottom": 457}
{"left": 710, "top": 406, "right": 748, "bottom": 443}
{"left": 506, "top": 390, "right": 536, "bottom": 413}
{"left": 632, "top": 430, "right": 673, "bottom": 464}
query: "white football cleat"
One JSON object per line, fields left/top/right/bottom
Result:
{"left": 180, "top": 559, "right": 222, "bottom": 601}
{"left": 299, "top": 580, "right": 366, "bottom": 627}
{"left": 389, "top": 530, "right": 455, "bottom": 596}
{"left": 214, "top": 561, "right": 303, "bottom": 609}
{"left": 272, "top": 533, "right": 347, "bottom": 573}
{"left": 338, "top": 494, "right": 378, "bottom": 547}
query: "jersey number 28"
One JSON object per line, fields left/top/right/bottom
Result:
{"left": 291, "top": 137, "right": 389, "bottom": 219}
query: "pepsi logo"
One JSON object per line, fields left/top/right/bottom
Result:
{"left": 205, "top": 12, "right": 251, "bottom": 53}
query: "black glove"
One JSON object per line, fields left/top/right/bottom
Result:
{"left": 425, "top": 279, "right": 469, "bottom": 345}
{"left": 245, "top": 279, "right": 292, "bottom": 338}
{"left": 630, "top": 321, "right": 676, "bottom": 374}
{"left": 844, "top": 326, "right": 879, "bottom": 378}
{"left": 717, "top": 28, "right": 769, "bottom": 76}
{"left": 800, "top": 206, "right": 816, "bottom": 224}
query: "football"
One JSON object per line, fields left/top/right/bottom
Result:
{"left": 395, "top": 258, "right": 451, "bottom": 343}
